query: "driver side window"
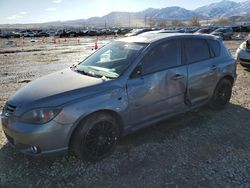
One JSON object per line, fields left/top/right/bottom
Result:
{"left": 141, "top": 40, "right": 181, "bottom": 75}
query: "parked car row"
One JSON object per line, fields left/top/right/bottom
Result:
{"left": 0, "top": 25, "right": 247, "bottom": 41}
{"left": 0, "top": 28, "right": 133, "bottom": 38}
{"left": 232, "top": 24, "right": 250, "bottom": 32}
{"left": 194, "top": 27, "right": 234, "bottom": 40}
{"left": 124, "top": 26, "right": 235, "bottom": 40}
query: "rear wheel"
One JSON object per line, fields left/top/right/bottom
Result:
{"left": 209, "top": 79, "right": 233, "bottom": 110}
{"left": 72, "top": 113, "right": 119, "bottom": 162}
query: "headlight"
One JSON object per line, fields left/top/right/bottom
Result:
{"left": 20, "top": 108, "right": 61, "bottom": 124}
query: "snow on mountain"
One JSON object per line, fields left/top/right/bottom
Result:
{"left": 195, "top": 0, "right": 250, "bottom": 18}
{"left": 21, "top": 0, "right": 250, "bottom": 27}
{"left": 86, "top": 0, "right": 250, "bottom": 25}
{"left": 151, "top": 7, "right": 198, "bottom": 20}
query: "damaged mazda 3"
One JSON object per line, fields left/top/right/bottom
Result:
{"left": 1, "top": 33, "right": 237, "bottom": 161}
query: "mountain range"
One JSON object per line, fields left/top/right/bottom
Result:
{"left": 63, "top": 0, "right": 250, "bottom": 27}
{"left": 1, "top": 0, "right": 250, "bottom": 28}
{"left": 195, "top": 0, "right": 250, "bottom": 18}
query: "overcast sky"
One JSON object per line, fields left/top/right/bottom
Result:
{"left": 0, "top": 0, "right": 246, "bottom": 24}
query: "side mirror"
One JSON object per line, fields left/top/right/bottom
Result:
{"left": 130, "top": 64, "right": 142, "bottom": 79}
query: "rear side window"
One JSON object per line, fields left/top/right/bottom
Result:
{"left": 207, "top": 39, "right": 221, "bottom": 57}
{"left": 141, "top": 40, "right": 181, "bottom": 75}
{"left": 185, "top": 39, "right": 210, "bottom": 64}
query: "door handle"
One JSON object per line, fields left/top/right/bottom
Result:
{"left": 172, "top": 74, "right": 185, "bottom": 80}
{"left": 210, "top": 65, "right": 217, "bottom": 71}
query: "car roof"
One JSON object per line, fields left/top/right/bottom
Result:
{"left": 117, "top": 32, "right": 220, "bottom": 44}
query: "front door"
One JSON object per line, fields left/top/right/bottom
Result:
{"left": 126, "top": 39, "right": 187, "bottom": 126}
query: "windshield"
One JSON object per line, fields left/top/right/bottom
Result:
{"left": 75, "top": 41, "right": 146, "bottom": 79}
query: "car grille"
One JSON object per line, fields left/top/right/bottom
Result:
{"left": 3, "top": 103, "right": 16, "bottom": 117}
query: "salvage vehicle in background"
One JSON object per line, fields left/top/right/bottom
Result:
{"left": 19, "top": 30, "right": 36, "bottom": 37}
{"left": 195, "top": 28, "right": 214, "bottom": 34}
{"left": 35, "top": 31, "right": 49, "bottom": 37}
{"left": 0, "top": 30, "right": 21, "bottom": 38}
{"left": 210, "top": 27, "right": 233, "bottom": 40}
{"left": 1, "top": 33, "right": 236, "bottom": 162}
{"left": 125, "top": 28, "right": 156, "bottom": 37}
{"left": 236, "top": 35, "right": 250, "bottom": 69}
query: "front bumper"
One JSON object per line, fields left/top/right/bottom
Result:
{"left": 1, "top": 113, "right": 72, "bottom": 157}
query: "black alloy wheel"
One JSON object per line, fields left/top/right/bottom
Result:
{"left": 72, "top": 113, "right": 119, "bottom": 162}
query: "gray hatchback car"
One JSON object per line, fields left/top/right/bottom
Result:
{"left": 1, "top": 33, "right": 236, "bottom": 161}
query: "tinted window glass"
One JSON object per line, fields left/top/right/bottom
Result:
{"left": 207, "top": 39, "right": 221, "bottom": 57}
{"left": 142, "top": 40, "right": 181, "bottom": 75}
{"left": 185, "top": 39, "right": 210, "bottom": 63}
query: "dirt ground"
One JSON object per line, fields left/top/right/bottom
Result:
{"left": 0, "top": 36, "right": 250, "bottom": 187}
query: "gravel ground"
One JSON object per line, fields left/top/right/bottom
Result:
{"left": 0, "top": 37, "right": 250, "bottom": 187}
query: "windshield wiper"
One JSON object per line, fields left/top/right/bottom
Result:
{"left": 86, "top": 66, "right": 118, "bottom": 79}
{"left": 76, "top": 69, "right": 100, "bottom": 78}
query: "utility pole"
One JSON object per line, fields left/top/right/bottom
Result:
{"left": 129, "top": 14, "right": 131, "bottom": 28}
{"left": 144, "top": 16, "right": 147, "bottom": 27}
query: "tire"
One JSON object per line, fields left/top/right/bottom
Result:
{"left": 240, "top": 63, "right": 250, "bottom": 69}
{"left": 209, "top": 79, "right": 233, "bottom": 110}
{"left": 71, "top": 113, "right": 120, "bottom": 162}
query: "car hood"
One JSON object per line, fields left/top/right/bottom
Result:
{"left": 8, "top": 68, "right": 110, "bottom": 114}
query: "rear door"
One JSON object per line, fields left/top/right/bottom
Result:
{"left": 126, "top": 39, "right": 187, "bottom": 126}
{"left": 184, "top": 38, "right": 217, "bottom": 105}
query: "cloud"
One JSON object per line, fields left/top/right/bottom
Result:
{"left": 45, "top": 7, "right": 57, "bottom": 11}
{"left": 7, "top": 15, "right": 23, "bottom": 20}
{"left": 19, "top": 11, "right": 27, "bottom": 15}
{"left": 53, "top": 0, "right": 62, "bottom": 3}
{"left": 6, "top": 11, "right": 27, "bottom": 20}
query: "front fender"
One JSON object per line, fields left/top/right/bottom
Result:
{"left": 54, "top": 86, "right": 128, "bottom": 125}
{"left": 54, "top": 86, "right": 128, "bottom": 147}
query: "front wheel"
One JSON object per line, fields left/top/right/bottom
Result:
{"left": 71, "top": 113, "right": 120, "bottom": 162}
{"left": 209, "top": 79, "right": 233, "bottom": 110}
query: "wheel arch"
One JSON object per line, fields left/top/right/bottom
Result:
{"left": 220, "top": 75, "right": 235, "bottom": 85}
{"left": 68, "top": 109, "right": 124, "bottom": 150}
